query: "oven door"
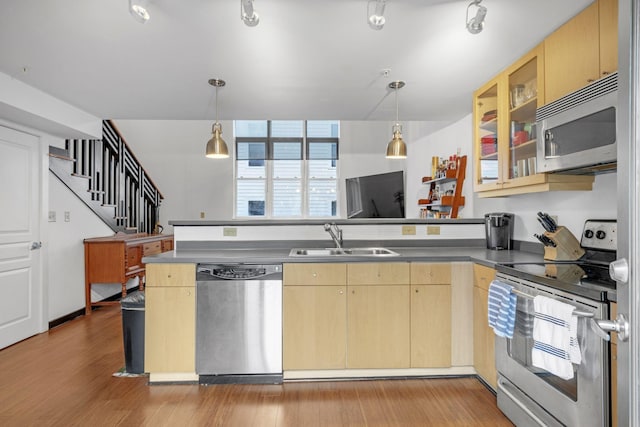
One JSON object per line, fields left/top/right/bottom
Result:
{"left": 495, "top": 275, "right": 609, "bottom": 427}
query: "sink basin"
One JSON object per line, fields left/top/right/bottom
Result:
{"left": 289, "top": 247, "right": 399, "bottom": 257}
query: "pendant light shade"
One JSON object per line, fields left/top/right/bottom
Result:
{"left": 386, "top": 81, "right": 407, "bottom": 159}
{"left": 205, "top": 79, "right": 229, "bottom": 159}
{"left": 206, "top": 123, "right": 229, "bottom": 158}
{"left": 386, "top": 124, "right": 407, "bottom": 158}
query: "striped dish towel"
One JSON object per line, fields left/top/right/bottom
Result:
{"left": 532, "top": 295, "right": 581, "bottom": 380}
{"left": 488, "top": 280, "right": 517, "bottom": 338}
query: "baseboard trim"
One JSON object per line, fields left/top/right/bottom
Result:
{"left": 49, "top": 289, "right": 129, "bottom": 329}
{"left": 283, "top": 366, "right": 476, "bottom": 380}
{"left": 49, "top": 308, "right": 85, "bottom": 329}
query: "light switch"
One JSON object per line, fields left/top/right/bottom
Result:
{"left": 64, "top": 211, "right": 70, "bottom": 222}
{"left": 48, "top": 211, "right": 56, "bottom": 222}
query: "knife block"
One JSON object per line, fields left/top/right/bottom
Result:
{"left": 543, "top": 226, "right": 585, "bottom": 261}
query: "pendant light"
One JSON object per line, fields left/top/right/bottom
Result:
{"left": 386, "top": 81, "right": 407, "bottom": 159}
{"left": 205, "top": 79, "right": 229, "bottom": 159}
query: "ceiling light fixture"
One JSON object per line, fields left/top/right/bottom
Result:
{"left": 386, "top": 81, "right": 407, "bottom": 159}
{"left": 367, "top": 0, "right": 386, "bottom": 30}
{"left": 466, "top": 0, "right": 487, "bottom": 34}
{"left": 205, "top": 79, "right": 229, "bottom": 159}
{"left": 241, "top": 0, "right": 260, "bottom": 27}
{"left": 128, "top": 0, "right": 150, "bottom": 23}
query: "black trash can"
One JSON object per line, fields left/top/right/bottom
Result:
{"left": 121, "top": 291, "right": 145, "bottom": 374}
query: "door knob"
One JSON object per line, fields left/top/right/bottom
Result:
{"left": 30, "top": 241, "right": 42, "bottom": 250}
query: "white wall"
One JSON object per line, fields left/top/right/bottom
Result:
{"left": 117, "top": 116, "right": 616, "bottom": 242}
{"left": 408, "top": 114, "right": 617, "bottom": 241}
{"left": 115, "top": 120, "right": 450, "bottom": 228}
{"left": 48, "top": 173, "right": 140, "bottom": 320}
{"left": 406, "top": 116, "right": 474, "bottom": 218}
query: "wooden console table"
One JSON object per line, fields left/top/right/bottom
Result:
{"left": 84, "top": 233, "right": 173, "bottom": 315}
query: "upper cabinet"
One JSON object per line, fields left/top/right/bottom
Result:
{"left": 545, "top": 0, "right": 618, "bottom": 103}
{"left": 473, "top": 45, "right": 595, "bottom": 197}
{"left": 473, "top": 0, "right": 618, "bottom": 198}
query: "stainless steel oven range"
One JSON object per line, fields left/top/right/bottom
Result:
{"left": 494, "top": 220, "right": 617, "bottom": 426}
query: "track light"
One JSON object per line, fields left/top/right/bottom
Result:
{"left": 241, "top": 0, "right": 260, "bottom": 27}
{"left": 466, "top": 0, "right": 487, "bottom": 34}
{"left": 205, "top": 79, "right": 229, "bottom": 159}
{"left": 128, "top": 0, "right": 150, "bottom": 23}
{"left": 386, "top": 81, "right": 407, "bottom": 159}
{"left": 368, "top": 0, "right": 386, "bottom": 31}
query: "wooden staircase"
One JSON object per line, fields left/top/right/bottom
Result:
{"left": 49, "top": 120, "right": 164, "bottom": 234}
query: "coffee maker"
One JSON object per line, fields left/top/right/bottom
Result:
{"left": 485, "top": 212, "right": 514, "bottom": 250}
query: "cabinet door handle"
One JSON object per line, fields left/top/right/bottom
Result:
{"left": 339, "top": 290, "right": 344, "bottom": 295}
{"left": 415, "top": 289, "right": 419, "bottom": 293}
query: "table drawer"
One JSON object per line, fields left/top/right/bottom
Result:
{"left": 143, "top": 241, "right": 162, "bottom": 256}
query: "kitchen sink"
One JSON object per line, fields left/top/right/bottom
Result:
{"left": 289, "top": 247, "right": 399, "bottom": 257}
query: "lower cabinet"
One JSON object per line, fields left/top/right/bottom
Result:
{"left": 473, "top": 264, "right": 497, "bottom": 389}
{"left": 144, "top": 263, "right": 196, "bottom": 379}
{"left": 284, "top": 262, "right": 459, "bottom": 372}
{"left": 347, "top": 284, "right": 410, "bottom": 368}
{"left": 411, "top": 284, "right": 451, "bottom": 367}
{"left": 283, "top": 285, "right": 347, "bottom": 369}
{"left": 410, "top": 263, "right": 452, "bottom": 368}
{"left": 283, "top": 263, "right": 347, "bottom": 370}
{"left": 346, "top": 263, "right": 411, "bottom": 369}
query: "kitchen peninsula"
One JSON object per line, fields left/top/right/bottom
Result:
{"left": 142, "top": 219, "right": 544, "bottom": 385}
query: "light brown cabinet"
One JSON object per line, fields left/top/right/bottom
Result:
{"left": 473, "top": 45, "right": 594, "bottom": 198}
{"left": 283, "top": 264, "right": 347, "bottom": 370}
{"left": 410, "top": 263, "right": 452, "bottom": 368}
{"left": 347, "top": 263, "right": 411, "bottom": 368}
{"left": 544, "top": 0, "right": 618, "bottom": 103}
{"left": 473, "top": 264, "right": 497, "bottom": 389}
{"left": 144, "top": 263, "right": 196, "bottom": 379}
{"left": 283, "top": 262, "right": 462, "bottom": 372}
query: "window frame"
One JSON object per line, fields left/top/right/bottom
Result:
{"left": 234, "top": 120, "right": 339, "bottom": 219}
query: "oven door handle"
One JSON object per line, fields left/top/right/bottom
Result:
{"left": 594, "top": 313, "right": 629, "bottom": 342}
{"left": 497, "top": 378, "right": 549, "bottom": 426}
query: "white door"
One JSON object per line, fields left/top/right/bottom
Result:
{"left": 0, "top": 125, "right": 43, "bottom": 349}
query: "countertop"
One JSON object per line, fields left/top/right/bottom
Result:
{"left": 143, "top": 246, "right": 544, "bottom": 268}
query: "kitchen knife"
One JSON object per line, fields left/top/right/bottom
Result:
{"left": 537, "top": 212, "right": 555, "bottom": 232}
{"left": 541, "top": 234, "right": 557, "bottom": 247}
{"left": 534, "top": 234, "right": 548, "bottom": 245}
{"left": 537, "top": 216, "right": 552, "bottom": 232}
{"left": 541, "top": 212, "right": 558, "bottom": 232}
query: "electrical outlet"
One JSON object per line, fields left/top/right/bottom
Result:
{"left": 402, "top": 225, "right": 416, "bottom": 235}
{"left": 64, "top": 211, "right": 70, "bottom": 222}
{"left": 223, "top": 227, "right": 237, "bottom": 237}
{"left": 200, "top": 211, "right": 205, "bottom": 219}
{"left": 427, "top": 225, "right": 441, "bottom": 235}
{"left": 48, "top": 211, "right": 56, "bottom": 222}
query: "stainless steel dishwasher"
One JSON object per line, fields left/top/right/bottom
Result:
{"left": 196, "top": 264, "right": 282, "bottom": 384}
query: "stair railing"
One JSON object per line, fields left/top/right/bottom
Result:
{"left": 62, "top": 120, "right": 163, "bottom": 233}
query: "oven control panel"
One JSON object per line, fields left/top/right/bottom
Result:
{"left": 581, "top": 220, "right": 616, "bottom": 251}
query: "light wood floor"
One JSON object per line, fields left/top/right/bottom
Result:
{"left": 0, "top": 306, "right": 513, "bottom": 426}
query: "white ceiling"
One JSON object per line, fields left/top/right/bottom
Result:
{"left": 0, "top": 0, "right": 592, "bottom": 124}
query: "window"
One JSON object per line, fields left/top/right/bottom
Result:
{"left": 235, "top": 120, "right": 339, "bottom": 218}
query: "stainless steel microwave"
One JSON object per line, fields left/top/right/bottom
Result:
{"left": 536, "top": 72, "right": 617, "bottom": 174}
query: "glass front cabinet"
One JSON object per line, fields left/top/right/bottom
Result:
{"left": 473, "top": 44, "right": 595, "bottom": 197}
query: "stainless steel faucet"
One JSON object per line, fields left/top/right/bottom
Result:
{"left": 324, "top": 223, "right": 343, "bottom": 249}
